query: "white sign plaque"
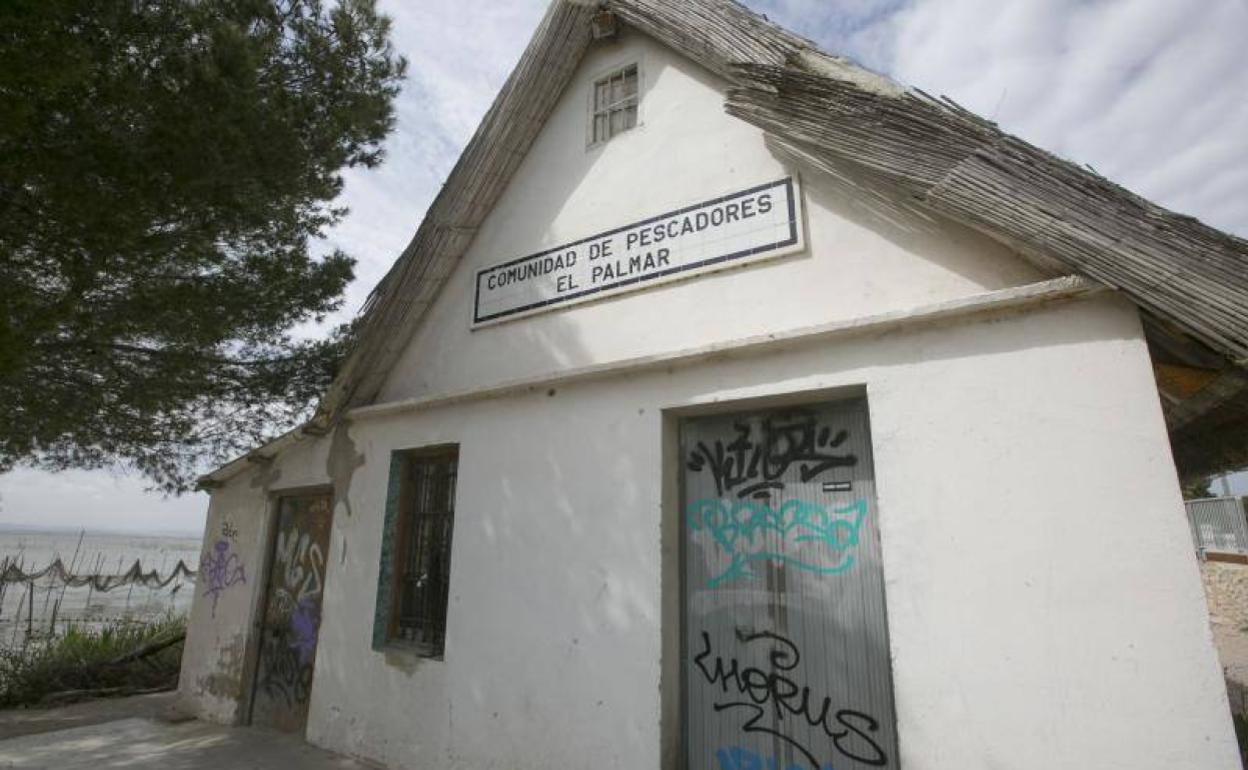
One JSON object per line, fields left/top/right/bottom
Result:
{"left": 473, "top": 177, "right": 803, "bottom": 326}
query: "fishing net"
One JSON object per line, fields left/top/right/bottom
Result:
{"left": 0, "top": 558, "right": 197, "bottom": 592}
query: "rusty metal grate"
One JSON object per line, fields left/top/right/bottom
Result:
{"left": 393, "top": 450, "right": 457, "bottom": 656}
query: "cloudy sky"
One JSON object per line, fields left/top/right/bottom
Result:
{"left": 2, "top": 0, "right": 1246, "bottom": 534}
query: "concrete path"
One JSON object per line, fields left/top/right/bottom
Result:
{"left": 0, "top": 692, "right": 181, "bottom": 741}
{"left": 0, "top": 713, "right": 375, "bottom": 769}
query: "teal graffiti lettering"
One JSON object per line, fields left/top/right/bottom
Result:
{"left": 687, "top": 498, "right": 866, "bottom": 587}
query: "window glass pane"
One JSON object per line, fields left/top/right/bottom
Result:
{"left": 592, "top": 64, "right": 639, "bottom": 144}
{"left": 442, "top": 461, "right": 457, "bottom": 510}
{"left": 622, "top": 67, "right": 638, "bottom": 98}
{"left": 610, "top": 73, "right": 624, "bottom": 106}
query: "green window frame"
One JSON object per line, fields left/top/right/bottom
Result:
{"left": 372, "top": 446, "right": 459, "bottom": 658}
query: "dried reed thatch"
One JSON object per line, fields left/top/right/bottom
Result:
{"left": 295, "top": 0, "right": 1246, "bottom": 478}
{"left": 725, "top": 64, "right": 1248, "bottom": 363}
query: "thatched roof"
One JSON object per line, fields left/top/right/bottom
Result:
{"left": 305, "top": 0, "right": 1248, "bottom": 480}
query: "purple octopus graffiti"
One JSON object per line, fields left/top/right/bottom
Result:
{"left": 200, "top": 531, "right": 246, "bottom": 618}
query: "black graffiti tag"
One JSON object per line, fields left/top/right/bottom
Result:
{"left": 693, "top": 630, "right": 888, "bottom": 768}
{"left": 687, "top": 411, "right": 857, "bottom": 499}
{"left": 259, "top": 623, "right": 313, "bottom": 707}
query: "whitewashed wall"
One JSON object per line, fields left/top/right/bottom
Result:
{"left": 179, "top": 24, "right": 1240, "bottom": 770}
{"left": 307, "top": 296, "right": 1231, "bottom": 770}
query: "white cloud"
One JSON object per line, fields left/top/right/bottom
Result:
{"left": 873, "top": 0, "right": 1248, "bottom": 237}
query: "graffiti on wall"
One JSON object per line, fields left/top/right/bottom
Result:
{"left": 694, "top": 630, "right": 888, "bottom": 769}
{"left": 200, "top": 522, "right": 246, "bottom": 618}
{"left": 686, "top": 411, "right": 857, "bottom": 500}
{"left": 683, "top": 404, "right": 897, "bottom": 769}
{"left": 259, "top": 526, "right": 326, "bottom": 708}
{"left": 717, "top": 746, "right": 833, "bottom": 770}
{"left": 687, "top": 498, "right": 866, "bottom": 587}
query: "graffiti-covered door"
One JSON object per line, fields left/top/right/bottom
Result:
{"left": 250, "top": 492, "right": 332, "bottom": 733}
{"left": 681, "top": 400, "right": 899, "bottom": 770}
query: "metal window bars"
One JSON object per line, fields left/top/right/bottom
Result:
{"left": 394, "top": 451, "right": 457, "bottom": 656}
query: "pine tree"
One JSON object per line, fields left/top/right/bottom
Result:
{"left": 0, "top": 0, "right": 406, "bottom": 492}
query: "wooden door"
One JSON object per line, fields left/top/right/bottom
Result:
{"left": 250, "top": 492, "right": 332, "bottom": 733}
{"left": 681, "top": 399, "right": 899, "bottom": 770}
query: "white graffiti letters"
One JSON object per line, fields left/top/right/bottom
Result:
{"left": 274, "top": 529, "right": 325, "bottom": 605}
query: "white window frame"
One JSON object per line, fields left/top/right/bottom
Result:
{"left": 587, "top": 60, "right": 643, "bottom": 148}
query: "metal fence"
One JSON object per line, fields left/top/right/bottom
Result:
{"left": 1186, "top": 496, "right": 1248, "bottom": 554}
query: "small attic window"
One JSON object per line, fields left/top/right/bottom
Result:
{"left": 591, "top": 63, "right": 639, "bottom": 144}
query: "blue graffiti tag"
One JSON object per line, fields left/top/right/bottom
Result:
{"left": 687, "top": 498, "right": 866, "bottom": 587}
{"left": 717, "top": 745, "right": 835, "bottom": 770}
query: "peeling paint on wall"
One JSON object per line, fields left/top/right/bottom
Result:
{"left": 196, "top": 633, "right": 248, "bottom": 702}
{"left": 249, "top": 461, "right": 283, "bottom": 493}
{"left": 327, "top": 421, "right": 366, "bottom": 518}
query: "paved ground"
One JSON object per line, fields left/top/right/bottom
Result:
{"left": 0, "top": 695, "right": 375, "bottom": 769}
{"left": 0, "top": 692, "right": 182, "bottom": 741}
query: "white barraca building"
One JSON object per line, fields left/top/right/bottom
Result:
{"left": 178, "top": 2, "right": 1248, "bottom": 769}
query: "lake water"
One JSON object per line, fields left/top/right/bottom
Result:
{"left": 0, "top": 529, "right": 203, "bottom": 646}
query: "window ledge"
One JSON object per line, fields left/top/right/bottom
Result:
{"left": 376, "top": 641, "right": 443, "bottom": 662}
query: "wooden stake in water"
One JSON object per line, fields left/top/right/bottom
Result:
{"left": 54, "top": 530, "right": 87, "bottom": 631}
{"left": 9, "top": 578, "right": 27, "bottom": 648}
{"left": 0, "top": 555, "right": 9, "bottom": 621}
{"left": 124, "top": 561, "right": 136, "bottom": 615}
{"left": 7, "top": 557, "right": 25, "bottom": 647}
{"left": 40, "top": 556, "right": 56, "bottom": 619}
{"left": 84, "top": 551, "right": 105, "bottom": 615}
{"left": 148, "top": 553, "right": 168, "bottom": 617}
{"left": 26, "top": 578, "right": 34, "bottom": 643}
{"left": 48, "top": 596, "right": 60, "bottom": 636}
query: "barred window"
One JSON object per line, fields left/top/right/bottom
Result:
{"left": 383, "top": 447, "right": 458, "bottom": 657}
{"left": 591, "top": 63, "right": 638, "bottom": 144}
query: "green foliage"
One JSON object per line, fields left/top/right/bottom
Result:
{"left": 0, "top": 0, "right": 405, "bottom": 492}
{"left": 1182, "top": 476, "right": 1215, "bottom": 500}
{"left": 0, "top": 615, "right": 186, "bottom": 708}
